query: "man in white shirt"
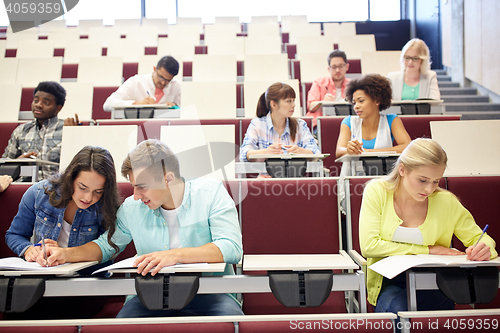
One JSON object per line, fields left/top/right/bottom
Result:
{"left": 103, "top": 56, "right": 181, "bottom": 112}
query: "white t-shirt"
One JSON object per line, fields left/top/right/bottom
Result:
{"left": 392, "top": 226, "right": 424, "bottom": 245}
{"left": 335, "top": 87, "right": 343, "bottom": 101}
{"left": 160, "top": 206, "right": 182, "bottom": 249}
{"left": 57, "top": 220, "right": 72, "bottom": 248}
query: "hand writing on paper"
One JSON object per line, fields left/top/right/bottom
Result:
{"left": 264, "top": 143, "right": 284, "bottom": 155}
{"left": 134, "top": 96, "right": 157, "bottom": 105}
{"left": 466, "top": 242, "right": 491, "bottom": 261}
{"left": 323, "top": 93, "right": 335, "bottom": 101}
{"left": 165, "top": 101, "right": 176, "bottom": 107}
{"left": 133, "top": 250, "right": 180, "bottom": 276}
{"left": 428, "top": 245, "right": 464, "bottom": 256}
{"left": 37, "top": 244, "right": 66, "bottom": 267}
{"left": 346, "top": 139, "right": 364, "bottom": 155}
{"left": 25, "top": 239, "right": 59, "bottom": 262}
{"left": 284, "top": 145, "right": 301, "bottom": 154}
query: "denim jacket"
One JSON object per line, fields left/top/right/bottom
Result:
{"left": 5, "top": 180, "right": 106, "bottom": 257}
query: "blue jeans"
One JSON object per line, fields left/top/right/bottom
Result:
{"left": 375, "top": 273, "right": 454, "bottom": 332}
{"left": 116, "top": 294, "right": 244, "bottom": 318}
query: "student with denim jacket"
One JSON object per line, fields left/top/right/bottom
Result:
{"left": 4, "top": 146, "right": 120, "bottom": 319}
{"left": 6, "top": 146, "right": 120, "bottom": 259}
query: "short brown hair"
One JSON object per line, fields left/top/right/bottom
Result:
{"left": 121, "top": 139, "right": 181, "bottom": 182}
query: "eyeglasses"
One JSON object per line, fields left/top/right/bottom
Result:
{"left": 155, "top": 70, "right": 172, "bottom": 83}
{"left": 329, "top": 64, "right": 346, "bottom": 71}
{"left": 404, "top": 56, "right": 421, "bottom": 62}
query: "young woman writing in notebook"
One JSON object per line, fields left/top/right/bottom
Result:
{"left": 5, "top": 146, "right": 121, "bottom": 319}
{"left": 359, "top": 138, "right": 497, "bottom": 316}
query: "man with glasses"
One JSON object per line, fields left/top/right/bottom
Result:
{"left": 103, "top": 56, "right": 181, "bottom": 112}
{"left": 306, "top": 50, "right": 351, "bottom": 132}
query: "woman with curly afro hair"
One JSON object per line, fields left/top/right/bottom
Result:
{"left": 336, "top": 74, "right": 411, "bottom": 158}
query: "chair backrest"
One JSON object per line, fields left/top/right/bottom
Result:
{"left": 16, "top": 40, "right": 54, "bottom": 58}
{"left": 0, "top": 40, "right": 6, "bottom": 58}
{"left": 244, "top": 36, "right": 282, "bottom": 55}
{"left": 338, "top": 34, "right": 376, "bottom": 59}
{"left": 180, "top": 82, "right": 237, "bottom": 119}
{"left": 107, "top": 39, "right": 145, "bottom": 63}
{"left": 214, "top": 16, "right": 241, "bottom": 25}
{"left": 361, "top": 51, "right": 401, "bottom": 76}
{"left": 78, "top": 57, "right": 123, "bottom": 87}
{"left": 204, "top": 24, "right": 241, "bottom": 40}
{"left": 243, "top": 79, "right": 301, "bottom": 118}
{"left": 400, "top": 115, "right": 461, "bottom": 140}
{"left": 323, "top": 22, "right": 356, "bottom": 44}
{"left": 167, "top": 24, "right": 202, "bottom": 42}
{"left": 280, "top": 15, "right": 309, "bottom": 33}
{"left": 287, "top": 23, "right": 322, "bottom": 44}
{"left": 160, "top": 124, "right": 236, "bottom": 180}
{"left": 59, "top": 125, "right": 138, "bottom": 182}
{"left": 317, "top": 116, "right": 345, "bottom": 176}
{"left": 112, "top": 19, "right": 141, "bottom": 35}
{"left": 0, "top": 58, "right": 18, "bottom": 84}
{"left": 16, "top": 57, "right": 62, "bottom": 87}
{"left": 126, "top": 26, "right": 160, "bottom": 47}
{"left": 87, "top": 27, "right": 122, "bottom": 47}
{"left": 192, "top": 54, "right": 237, "bottom": 82}
{"left": 0, "top": 84, "right": 22, "bottom": 121}
{"left": 0, "top": 325, "right": 78, "bottom": 333}
{"left": 5, "top": 30, "right": 38, "bottom": 49}
{"left": 77, "top": 19, "right": 104, "bottom": 35}
{"left": 243, "top": 54, "right": 289, "bottom": 82}
{"left": 250, "top": 16, "right": 279, "bottom": 24}
{"left": 80, "top": 323, "right": 234, "bottom": 333}
{"left": 431, "top": 119, "right": 500, "bottom": 177}
{"left": 157, "top": 38, "right": 197, "bottom": 62}
{"left": 241, "top": 178, "right": 340, "bottom": 255}
{"left": 59, "top": 82, "right": 94, "bottom": 121}
{"left": 206, "top": 38, "right": 245, "bottom": 60}
{"left": 246, "top": 24, "right": 280, "bottom": 39}
{"left": 175, "top": 17, "right": 203, "bottom": 26}
{"left": 92, "top": 86, "right": 117, "bottom": 120}
{"left": 47, "top": 29, "right": 81, "bottom": 49}
{"left": 142, "top": 18, "right": 169, "bottom": 35}
{"left": 299, "top": 53, "right": 330, "bottom": 83}
{"left": 63, "top": 40, "right": 103, "bottom": 64}
{"left": 446, "top": 176, "right": 500, "bottom": 253}
{"left": 295, "top": 36, "right": 334, "bottom": 56}
{"left": 0, "top": 183, "right": 32, "bottom": 258}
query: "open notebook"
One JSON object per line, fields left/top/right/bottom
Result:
{"left": 369, "top": 254, "right": 500, "bottom": 279}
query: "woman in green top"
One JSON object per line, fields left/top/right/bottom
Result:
{"left": 387, "top": 38, "right": 441, "bottom": 101}
{"left": 359, "top": 138, "right": 497, "bottom": 315}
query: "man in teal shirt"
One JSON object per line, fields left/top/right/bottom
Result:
{"left": 41, "top": 139, "right": 243, "bottom": 317}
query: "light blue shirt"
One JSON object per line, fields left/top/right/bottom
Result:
{"left": 341, "top": 114, "right": 398, "bottom": 149}
{"left": 93, "top": 177, "right": 243, "bottom": 277}
{"left": 239, "top": 112, "right": 320, "bottom": 162}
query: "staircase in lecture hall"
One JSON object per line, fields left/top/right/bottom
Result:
{"left": 436, "top": 69, "right": 500, "bottom": 120}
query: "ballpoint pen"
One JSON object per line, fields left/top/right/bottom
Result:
{"left": 41, "top": 237, "right": 48, "bottom": 267}
{"left": 474, "top": 224, "right": 489, "bottom": 247}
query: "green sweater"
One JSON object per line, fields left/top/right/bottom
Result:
{"left": 359, "top": 180, "right": 498, "bottom": 305}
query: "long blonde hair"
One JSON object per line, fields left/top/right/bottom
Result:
{"left": 383, "top": 138, "right": 447, "bottom": 192}
{"left": 400, "top": 38, "right": 432, "bottom": 75}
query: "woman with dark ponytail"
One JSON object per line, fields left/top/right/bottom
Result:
{"left": 239, "top": 82, "right": 319, "bottom": 171}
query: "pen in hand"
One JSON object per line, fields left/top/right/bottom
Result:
{"left": 41, "top": 237, "right": 48, "bottom": 267}
{"left": 474, "top": 224, "right": 489, "bottom": 248}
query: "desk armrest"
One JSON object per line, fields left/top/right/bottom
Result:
{"left": 348, "top": 250, "right": 366, "bottom": 268}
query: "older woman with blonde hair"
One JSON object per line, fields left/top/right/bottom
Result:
{"left": 359, "top": 138, "right": 497, "bottom": 316}
{"left": 387, "top": 38, "right": 440, "bottom": 101}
